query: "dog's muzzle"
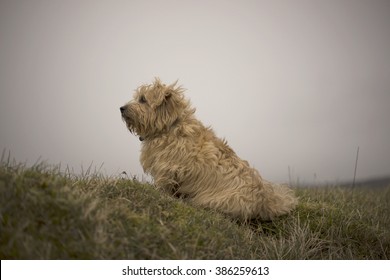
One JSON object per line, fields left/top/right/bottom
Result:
{"left": 120, "top": 105, "right": 144, "bottom": 141}
{"left": 120, "top": 105, "right": 131, "bottom": 124}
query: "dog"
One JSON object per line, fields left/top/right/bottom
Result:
{"left": 120, "top": 78, "right": 297, "bottom": 220}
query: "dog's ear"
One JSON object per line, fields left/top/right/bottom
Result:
{"left": 164, "top": 89, "right": 172, "bottom": 100}
{"left": 157, "top": 89, "right": 172, "bottom": 107}
{"left": 147, "top": 79, "right": 171, "bottom": 109}
{"left": 148, "top": 78, "right": 178, "bottom": 108}
{"left": 163, "top": 80, "right": 180, "bottom": 101}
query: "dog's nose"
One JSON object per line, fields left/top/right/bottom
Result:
{"left": 120, "top": 106, "right": 126, "bottom": 113}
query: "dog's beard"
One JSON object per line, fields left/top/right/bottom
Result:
{"left": 122, "top": 116, "right": 145, "bottom": 141}
{"left": 122, "top": 116, "right": 135, "bottom": 134}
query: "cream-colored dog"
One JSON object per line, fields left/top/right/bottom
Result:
{"left": 120, "top": 78, "right": 297, "bottom": 220}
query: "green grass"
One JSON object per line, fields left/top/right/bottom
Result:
{"left": 0, "top": 159, "right": 389, "bottom": 259}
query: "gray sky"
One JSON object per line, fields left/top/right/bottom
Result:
{"left": 1, "top": 0, "right": 389, "bottom": 184}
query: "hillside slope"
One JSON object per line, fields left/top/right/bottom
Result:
{"left": 1, "top": 161, "right": 389, "bottom": 259}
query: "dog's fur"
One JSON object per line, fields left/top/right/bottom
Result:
{"left": 120, "top": 78, "right": 297, "bottom": 220}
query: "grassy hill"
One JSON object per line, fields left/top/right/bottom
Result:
{"left": 0, "top": 159, "right": 389, "bottom": 259}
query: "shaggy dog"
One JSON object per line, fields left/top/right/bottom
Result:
{"left": 120, "top": 78, "right": 297, "bottom": 220}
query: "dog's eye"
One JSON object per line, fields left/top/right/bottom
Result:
{"left": 139, "top": 95, "right": 147, "bottom": 104}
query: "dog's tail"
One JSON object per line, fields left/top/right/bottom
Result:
{"left": 256, "top": 180, "right": 298, "bottom": 221}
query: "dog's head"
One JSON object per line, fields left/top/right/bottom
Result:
{"left": 120, "top": 78, "right": 191, "bottom": 140}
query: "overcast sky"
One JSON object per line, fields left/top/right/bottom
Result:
{"left": 1, "top": 0, "right": 389, "bottom": 184}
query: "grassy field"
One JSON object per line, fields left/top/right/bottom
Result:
{"left": 0, "top": 158, "right": 389, "bottom": 259}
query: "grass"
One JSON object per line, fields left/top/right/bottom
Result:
{"left": 0, "top": 158, "right": 389, "bottom": 259}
